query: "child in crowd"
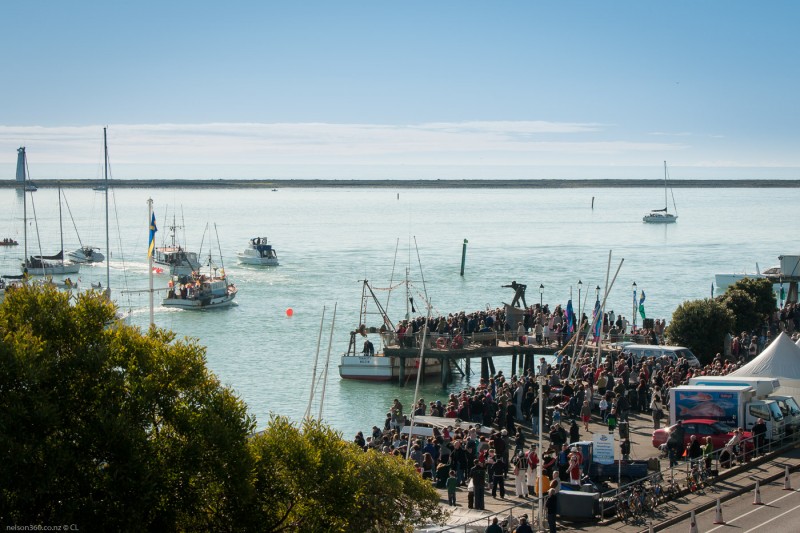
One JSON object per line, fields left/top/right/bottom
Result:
{"left": 446, "top": 470, "right": 458, "bottom": 506}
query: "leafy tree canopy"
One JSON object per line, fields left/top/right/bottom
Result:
{"left": 0, "top": 284, "right": 447, "bottom": 531}
{"left": 726, "top": 277, "right": 776, "bottom": 322}
{"left": 720, "top": 288, "right": 760, "bottom": 335}
{"left": 666, "top": 298, "right": 735, "bottom": 364}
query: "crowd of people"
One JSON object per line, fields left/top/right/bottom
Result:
{"left": 348, "top": 300, "right": 800, "bottom": 531}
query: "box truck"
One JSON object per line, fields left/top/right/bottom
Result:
{"left": 669, "top": 385, "right": 785, "bottom": 440}
{"left": 687, "top": 376, "right": 800, "bottom": 434}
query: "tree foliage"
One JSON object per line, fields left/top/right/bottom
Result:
{"left": 725, "top": 277, "right": 776, "bottom": 325}
{"left": 666, "top": 298, "right": 735, "bottom": 364}
{"left": 0, "top": 285, "right": 447, "bottom": 531}
{"left": 249, "top": 416, "right": 446, "bottom": 532}
{"left": 720, "top": 288, "right": 760, "bottom": 335}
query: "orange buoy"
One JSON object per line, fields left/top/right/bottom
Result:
{"left": 286, "top": 308, "right": 294, "bottom": 317}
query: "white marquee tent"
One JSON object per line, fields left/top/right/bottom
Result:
{"left": 731, "top": 332, "right": 800, "bottom": 401}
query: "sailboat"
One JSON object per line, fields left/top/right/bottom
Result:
{"left": 18, "top": 149, "right": 81, "bottom": 276}
{"left": 643, "top": 161, "right": 678, "bottom": 224}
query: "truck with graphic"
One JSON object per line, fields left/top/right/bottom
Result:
{"left": 687, "top": 376, "right": 800, "bottom": 434}
{"left": 669, "top": 385, "right": 785, "bottom": 440}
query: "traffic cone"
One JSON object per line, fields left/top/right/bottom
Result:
{"left": 753, "top": 480, "right": 763, "bottom": 505}
{"left": 713, "top": 498, "right": 725, "bottom": 524}
{"left": 689, "top": 510, "right": 698, "bottom": 533}
{"left": 784, "top": 465, "right": 792, "bottom": 490}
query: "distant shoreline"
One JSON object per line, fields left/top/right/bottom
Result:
{"left": 2, "top": 178, "right": 799, "bottom": 189}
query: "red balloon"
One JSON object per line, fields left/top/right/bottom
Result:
{"left": 286, "top": 308, "right": 294, "bottom": 317}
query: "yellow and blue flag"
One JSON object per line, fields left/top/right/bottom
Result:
{"left": 147, "top": 213, "right": 157, "bottom": 258}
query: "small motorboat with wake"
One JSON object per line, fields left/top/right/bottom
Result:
{"left": 238, "top": 237, "right": 279, "bottom": 266}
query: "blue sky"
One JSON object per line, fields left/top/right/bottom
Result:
{"left": 2, "top": 1, "right": 799, "bottom": 180}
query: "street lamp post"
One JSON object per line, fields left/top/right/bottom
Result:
{"left": 632, "top": 281, "right": 638, "bottom": 333}
{"left": 595, "top": 285, "right": 600, "bottom": 301}
{"left": 539, "top": 284, "right": 544, "bottom": 311}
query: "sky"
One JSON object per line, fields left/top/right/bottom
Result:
{"left": 1, "top": 1, "right": 799, "bottom": 180}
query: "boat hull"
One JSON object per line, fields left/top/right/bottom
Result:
{"left": 237, "top": 254, "right": 279, "bottom": 266}
{"left": 163, "top": 284, "right": 237, "bottom": 310}
{"left": 643, "top": 214, "right": 677, "bottom": 224}
{"left": 338, "top": 355, "right": 442, "bottom": 381}
{"left": 23, "top": 262, "right": 81, "bottom": 275}
{"left": 67, "top": 248, "right": 105, "bottom": 264}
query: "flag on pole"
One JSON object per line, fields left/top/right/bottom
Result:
{"left": 147, "top": 213, "right": 157, "bottom": 258}
{"left": 593, "top": 298, "right": 602, "bottom": 338}
{"left": 566, "top": 299, "right": 574, "bottom": 335}
{"left": 639, "top": 290, "right": 646, "bottom": 320}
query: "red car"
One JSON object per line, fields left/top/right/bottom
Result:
{"left": 651, "top": 418, "right": 755, "bottom": 453}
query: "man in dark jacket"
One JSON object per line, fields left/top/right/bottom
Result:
{"left": 545, "top": 488, "right": 558, "bottom": 533}
{"left": 470, "top": 461, "right": 487, "bottom": 510}
{"left": 752, "top": 418, "right": 767, "bottom": 456}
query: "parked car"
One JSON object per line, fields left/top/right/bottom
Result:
{"left": 621, "top": 344, "right": 702, "bottom": 368}
{"left": 651, "top": 418, "right": 755, "bottom": 454}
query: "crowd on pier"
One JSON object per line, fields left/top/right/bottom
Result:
{"left": 351, "top": 333, "right": 800, "bottom": 513}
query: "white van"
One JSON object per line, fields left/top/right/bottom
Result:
{"left": 620, "top": 344, "right": 702, "bottom": 368}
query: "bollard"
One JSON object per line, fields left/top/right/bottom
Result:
{"left": 689, "top": 509, "right": 698, "bottom": 533}
{"left": 649, "top": 519, "right": 655, "bottom": 533}
{"left": 784, "top": 465, "right": 792, "bottom": 490}
{"left": 753, "top": 480, "right": 763, "bottom": 505}
{"left": 713, "top": 498, "right": 725, "bottom": 524}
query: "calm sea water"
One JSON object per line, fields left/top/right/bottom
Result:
{"left": 2, "top": 185, "right": 799, "bottom": 439}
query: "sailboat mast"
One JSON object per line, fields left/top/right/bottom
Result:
{"left": 104, "top": 128, "right": 111, "bottom": 296}
{"left": 148, "top": 198, "right": 154, "bottom": 327}
{"left": 58, "top": 182, "right": 64, "bottom": 267}
{"left": 20, "top": 148, "right": 27, "bottom": 266}
{"left": 663, "top": 160, "right": 668, "bottom": 211}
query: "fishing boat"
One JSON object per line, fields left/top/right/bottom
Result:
{"left": 237, "top": 237, "right": 279, "bottom": 266}
{"left": 162, "top": 224, "right": 236, "bottom": 310}
{"left": 643, "top": 161, "right": 678, "bottom": 224}
{"left": 338, "top": 277, "right": 442, "bottom": 382}
{"left": 153, "top": 214, "right": 201, "bottom": 276}
{"left": 17, "top": 149, "right": 80, "bottom": 276}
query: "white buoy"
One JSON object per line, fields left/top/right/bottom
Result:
{"left": 689, "top": 509, "right": 698, "bottom": 533}
{"left": 753, "top": 480, "right": 763, "bottom": 505}
{"left": 713, "top": 498, "right": 725, "bottom": 524}
{"left": 784, "top": 465, "right": 792, "bottom": 490}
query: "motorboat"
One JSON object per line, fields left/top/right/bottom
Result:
{"left": 237, "top": 237, "right": 279, "bottom": 266}
{"left": 67, "top": 245, "right": 105, "bottom": 264}
{"left": 643, "top": 161, "right": 678, "bottom": 224}
{"left": 163, "top": 270, "right": 237, "bottom": 310}
{"left": 153, "top": 216, "right": 201, "bottom": 276}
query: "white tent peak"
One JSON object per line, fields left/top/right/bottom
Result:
{"left": 731, "top": 332, "right": 800, "bottom": 401}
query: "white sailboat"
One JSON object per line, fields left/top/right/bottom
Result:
{"left": 643, "top": 161, "right": 678, "bottom": 224}
{"left": 18, "top": 149, "right": 81, "bottom": 276}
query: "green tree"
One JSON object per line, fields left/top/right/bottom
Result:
{"left": 726, "top": 277, "right": 776, "bottom": 324}
{"left": 666, "top": 298, "right": 735, "bottom": 364}
{"left": 248, "top": 416, "right": 447, "bottom": 532}
{"left": 720, "top": 288, "right": 760, "bottom": 334}
{"left": 0, "top": 284, "right": 448, "bottom": 532}
{"left": 0, "top": 284, "right": 256, "bottom": 530}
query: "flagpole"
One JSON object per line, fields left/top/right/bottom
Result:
{"left": 148, "top": 198, "right": 154, "bottom": 328}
